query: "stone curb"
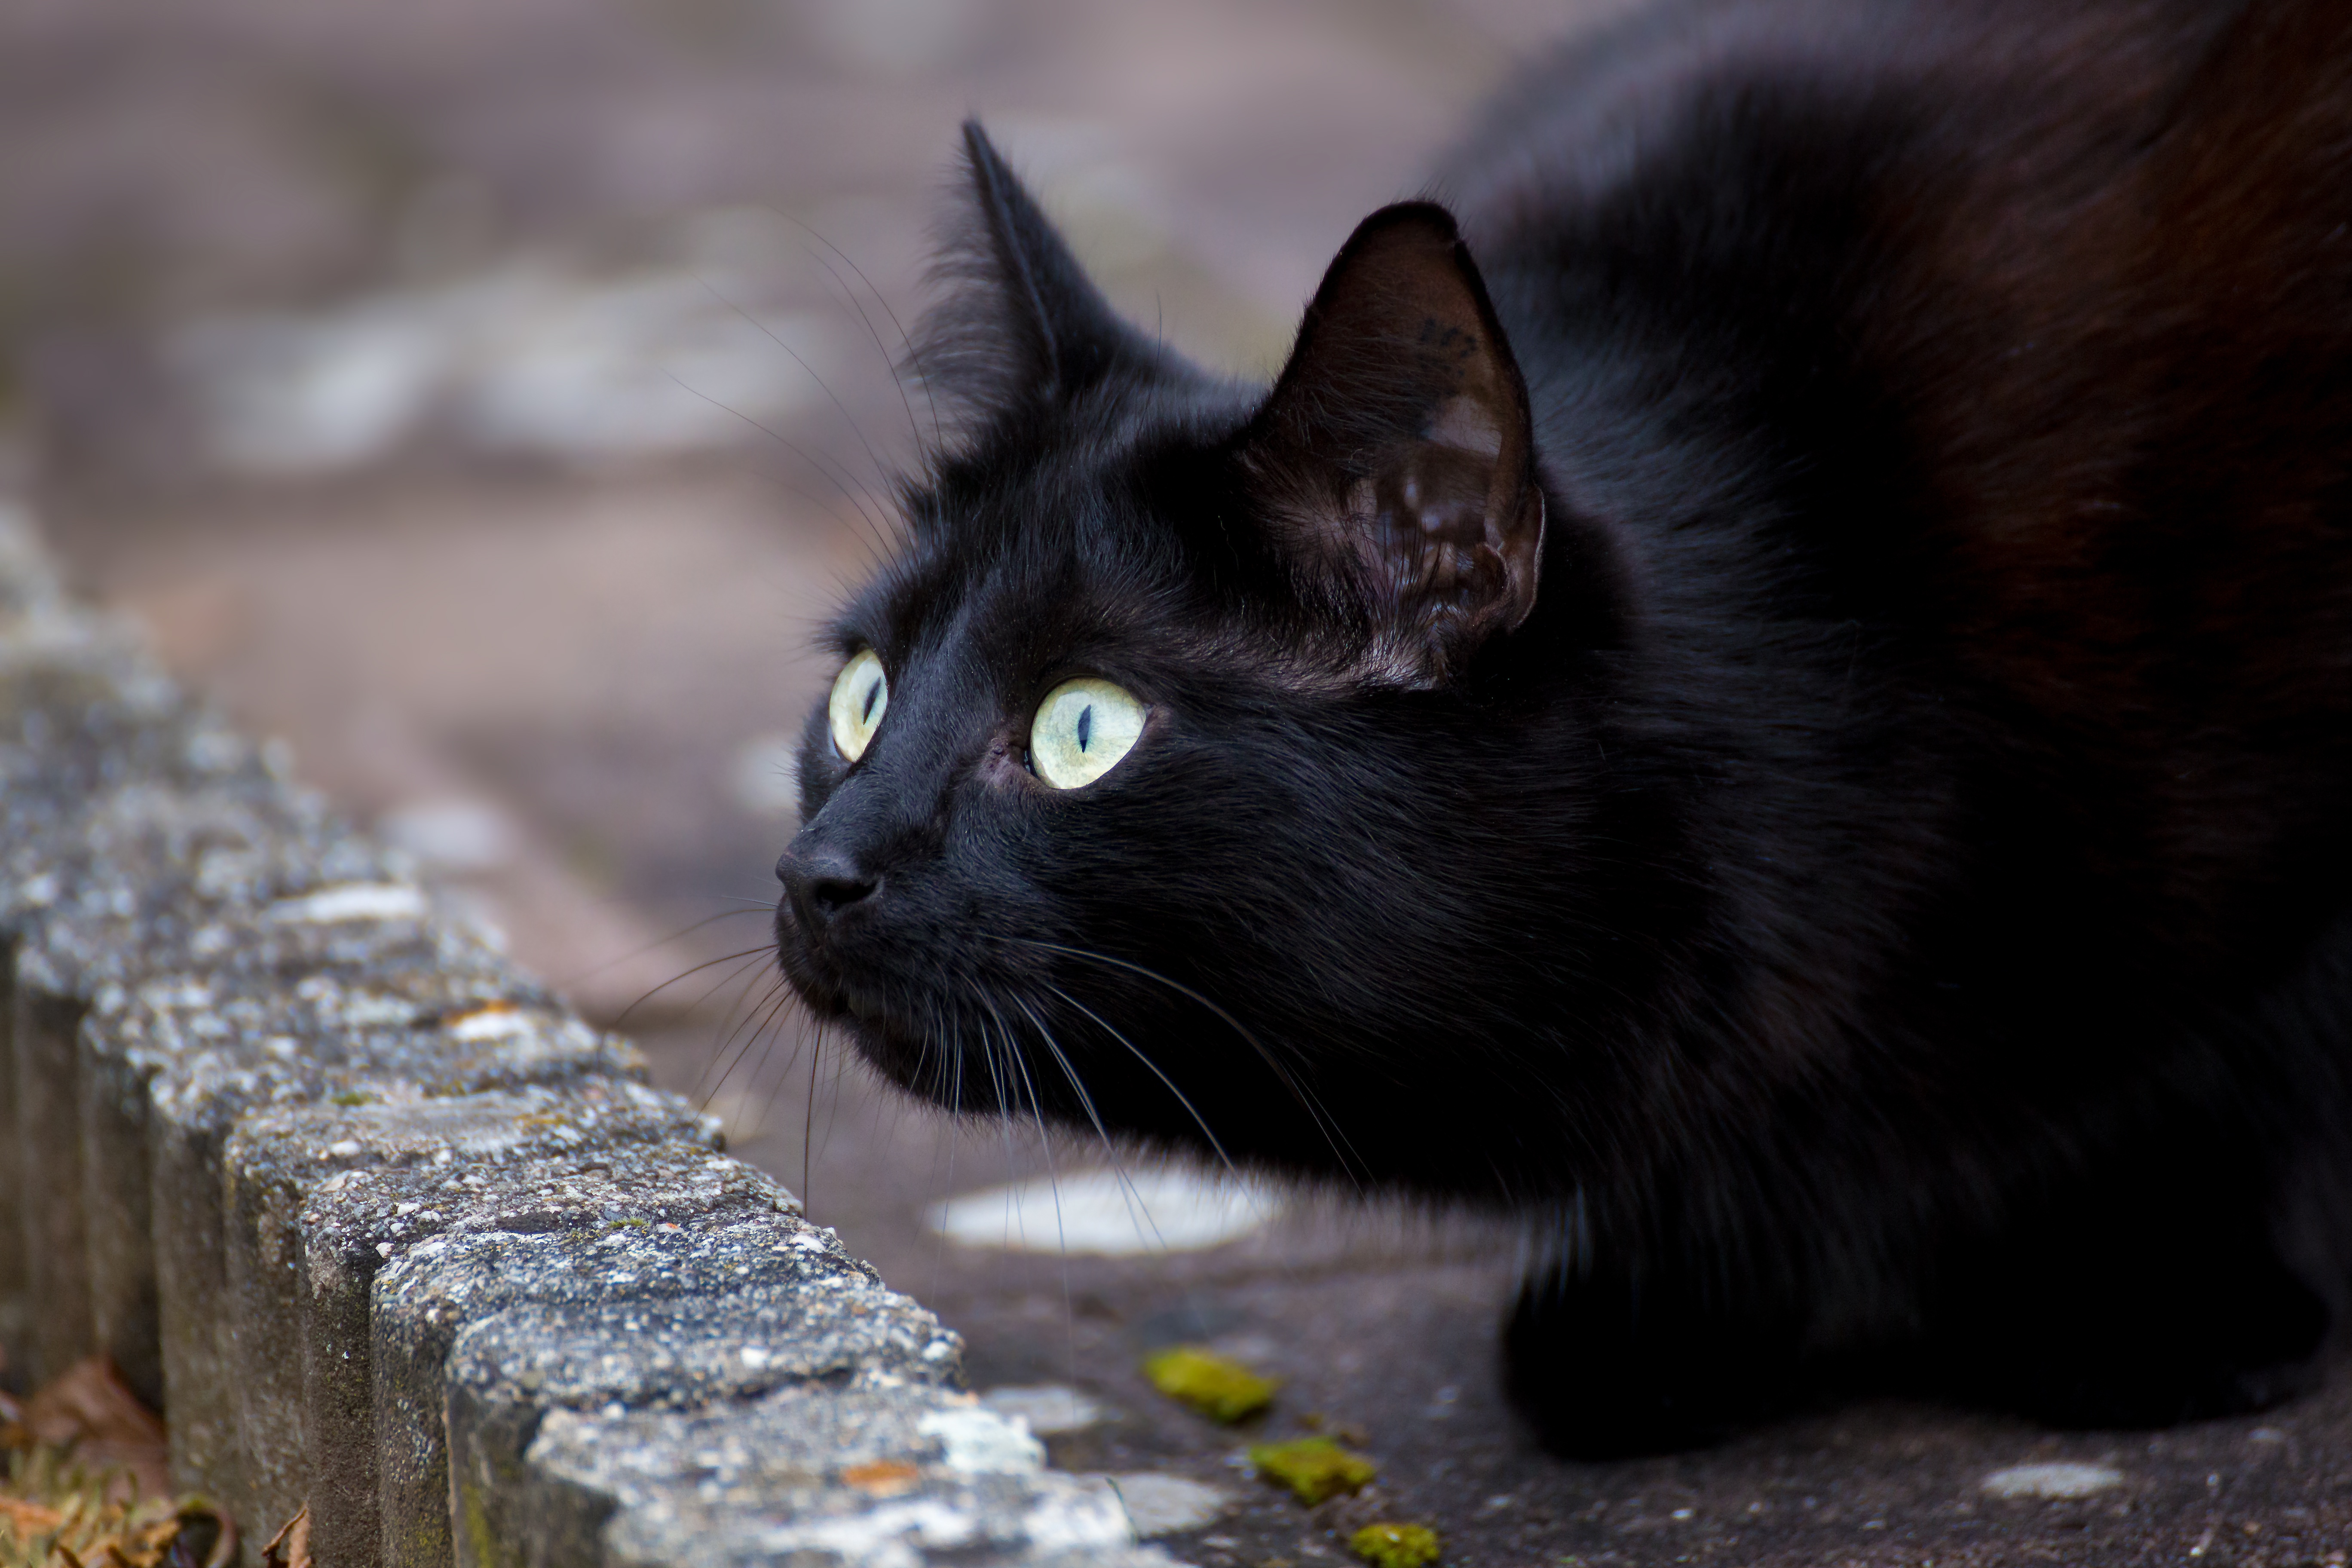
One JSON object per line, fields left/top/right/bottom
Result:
{"left": 0, "top": 501, "right": 1179, "bottom": 1568}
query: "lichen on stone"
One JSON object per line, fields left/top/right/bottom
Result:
{"left": 1246, "top": 1436, "right": 1376, "bottom": 1505}
{"left": 1351, "top": 1520, "right": 1442, "bottom": 1567}
{"left": 1141, "top": 1345, "right": 1278, "bottom": 1423}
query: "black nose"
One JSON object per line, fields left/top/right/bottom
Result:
{"left": 777, "top": 844, "right": 879, "bottom": 930}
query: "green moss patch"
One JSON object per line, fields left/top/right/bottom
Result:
{"left": 1247, "top": 1436, "right": 1377, "bottom": 1505}
{"left": 1351, "top": 1521, "right": 1442, "bottom": 1567}
{"left": 1141, "top": 1346, "right": 1278, "bottom": 1424}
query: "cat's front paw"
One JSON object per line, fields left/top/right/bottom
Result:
{"left": 1931, "top": 1200, "right": 2332, "bottom": 1430}
{"left": 1501, "top": 1270, "right": 1809, "bottom": 1459}
{"left": 1948, "top": 1282, "right": 2328, "bottom": 1430}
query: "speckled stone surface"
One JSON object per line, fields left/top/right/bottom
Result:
{"left": 220, "top": 1081, "right": 720, "bottom": 1547}
{"left": 17, "top": 778, "right": 392, "bottom": 1384}
{"left": 80, "top": 906, "right": 548, "bottom": 1410}
{"left": 527, "top": 1381, "right": 1182, "bottom": 1568}
{"left": 0, "top": 681, "right": 262, "bottom": 1386}
{"left": 416, "top": 1214, "right": 956, "bottom": 1568}
{"left": 132, "top": 972, "right": 638, "bottom": 1504}
{"left": 446, "top": 1283, "right": 962, "bottom": 1565}
{"left": 0, "top": 612, "right": 219, "bottom": 1387}
{"left": 324, "top": 1157, "right": 811, "bottom": 1568}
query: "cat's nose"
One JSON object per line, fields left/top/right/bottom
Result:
{"left": 777, "top": 843, "right": 880, "bottom": 930}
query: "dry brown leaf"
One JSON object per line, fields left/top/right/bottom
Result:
{"left": 260, "top": 1503, "right": 310, "bottom": 1568}
{"left": 21, "top": 1362, "right": 169, "bottom": 1503}
{"left": 23, "top": 1362, "right": 166, "bottom": 1450}
{"left": 0, "top": 1495, "right": 65, "bottom": 1533}
{"left": 3, "top": 1439, "right": 233, "bottom": 1568}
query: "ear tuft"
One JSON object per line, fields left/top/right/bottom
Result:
{"left": 1243, "top": 202, "right": 1544, "bottom": 683}
{"left": 909, "top": 121, "right": 1186, "bottom": 429}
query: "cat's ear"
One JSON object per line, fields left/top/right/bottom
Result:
{"left": 914, "top": 121, "right": 1175, "bottom": 420}
{"left": 1242, "top": 202, "right": 1544, "bottom": 683}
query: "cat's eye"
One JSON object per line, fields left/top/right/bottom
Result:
{"left": 1029, "top": 678, "right": 1146, "bottom": 790}
{"left": 827, "top": 648, "right": 888, "bottom": 761}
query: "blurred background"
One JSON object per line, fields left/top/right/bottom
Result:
{"left": 4, "top": 3, "right": 1659, "bottom": 1559}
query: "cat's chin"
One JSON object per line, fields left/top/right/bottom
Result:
{"left": 772, "top": 943, "right": 949, "bottom": 1099}
{"left": 819, "top": 999, "right": 963, "bottom": 1109}
{"left": 773, "top": 951, "right": 885, "bottom": 1032}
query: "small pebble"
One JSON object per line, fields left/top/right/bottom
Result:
{"left": 980, "top": 1384, "right": 1109, "bottom": 1435}
{"left": 1103, "top": 1473, "right": 1231, "bottom": 1536}
{"left": 1981, "top": 1462, "right": 2124, "bottom": 1499}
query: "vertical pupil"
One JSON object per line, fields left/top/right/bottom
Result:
{"left": 1076, "top": 704, "right": 1093, "bottom": 751}
{"left": 861, "top": 680, "right": 880, "bottom": 722}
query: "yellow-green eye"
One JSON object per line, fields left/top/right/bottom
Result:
{"left": 827, "top": 649, "right": 888, "bottom": 761}
{"left": 1029, "top": 678, "right": 1145, "bottom": 790}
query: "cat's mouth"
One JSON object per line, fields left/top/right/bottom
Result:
{"left": 773, "top": 905, "right": 922, "bottom": 1039}
{"left": 783, "top": 968, "right": 959, "bottom": 1098}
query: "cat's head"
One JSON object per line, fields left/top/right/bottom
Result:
{"left": 773, "top": 122, "right": 1584, "bottom": 1191}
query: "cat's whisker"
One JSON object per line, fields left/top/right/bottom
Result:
{"left": 1008, "top": 937, "right": 1366, "bottom": 1191}
{"left": 968, "top": 998, "right": 1029, "bottom": 1223}
{"left": 718, "top": 979, "right": 801, "bottom": 1140}
{"left": 557, "top": 907, "right": 769, "bottom": 998}
{"left": 799, "top": 1020, "right": 826, "bottom": 1205}
{"left": 799, "top": 240, "right": 937, "bottom": 460}
{"left": 747, "top": 995, "right": 817, "bottom": 1151}
{"left": 691, "top": 965, "right": 795, "bottom": 1112}
{"left": 737, "top": 463, "right": 878, "bottom": 555}
{"left": 643, "top": 947, "right": 782, "bottom": 1118}
{"left": 698, "top": 279, "right": 900, "bottom": 507}
{"left": 1011, "top": 992, "right": 1125, "bottom": 1174}
{"left": 980, "top": 1008, "right": 1032, "bottom": 1239}
{"left": 989, "top": 1000, "right": 1062, "bottom": 1208}
{"left": 917, "top": 1001, "right": 955, "bottom": 1307}
{"left": 658, "top": 370, "right": 899, "bottom": 560}
{"left": 607, "top": 942, "right": 775, "bottom": 1033}
{"left": 775, "top": 211, "right": 943, "bottom": 451}
{"left": 992, "top": 996, "right": 1091, "bottom": 1378}
{"left": 1014, "top": 990, "right": 1177, "bottom": 1264}
{"left": 947, "top": 1004, "right": 967, "bottom": 1123}
{"left": 1041, "top": 980, "right": 1241, "bottom": 1181}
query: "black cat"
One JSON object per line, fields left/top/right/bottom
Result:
{"left": 773, "top": 0, "right": 2352, "bottom": 1456}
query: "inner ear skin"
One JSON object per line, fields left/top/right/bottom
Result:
{"left": 1357, "top": 439, "right": 1542, "bottom": 649}
{"left": 1246, "top": 202, "right": 1547, "bottom": 681}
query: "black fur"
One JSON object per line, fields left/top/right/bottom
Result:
{"left": 775, "top": 0, "right": 2352, "bottom": 1456}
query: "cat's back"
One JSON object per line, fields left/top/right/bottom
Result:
{"left": 1446, "top": 0, "right": 2352, "bottom": 962}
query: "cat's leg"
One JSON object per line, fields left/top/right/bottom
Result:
{"left": 1937, "top": 906, "right": 2352, "bottom": 1427}
{"left": 1931, "top": 1157, "right": 2331, "bottom": 1428}
{"left": 1501, "top": 1259, "right": 1814, "bottom": 1458}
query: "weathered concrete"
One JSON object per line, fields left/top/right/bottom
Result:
{"left": 132, "top": 973, "right": 634, "bottom": 1505}
{"left": 0, "top": 954, "right": 20, "bottom": 1392}
{"left": 326, "top": 1158, "right": 814, "bottom": 1566}
{"left": 222, "top": 1082, "right": 717, "bottom": 1549}
{"left": 0, "top": 536, "right": 280, "bottom": 1389}
{"left": 406, "top": 1211, "right": 950, "bottom": 1568}
{"left": 525, "top": 1381, "right": 1181, "bottom": 1568}
{"left": 73, "top": 863, "right": 525, "bottom": 1410}
{"left": 0, "top": 502, "right": 1168, "bottom": 1568}
{"left": 444, "top": 1283, "right": 957, "bottom": 1568}
{"left": 2, "top": 704, "right": 233, "bottom": 1386}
